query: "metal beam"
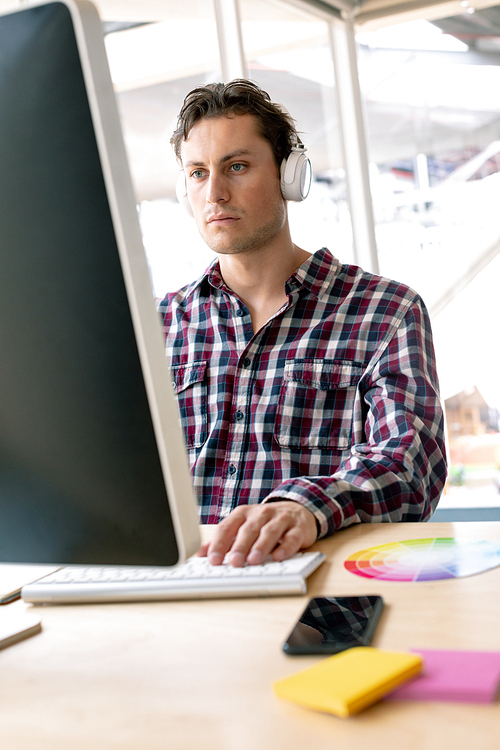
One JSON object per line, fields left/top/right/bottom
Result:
{"left": 213, "top": 0, "right": 247, "bottom": 82}
{"left": 328, "top": 15, "right": 379, "bottom": 273}
{"left": 287, "top": 0, "right": 349, "bottom": 18}
{"left": 430, "top": 235, "right": 500, "bottom": 317}
{"left": 354, "top": 0, "right": 457, "bottom": 25}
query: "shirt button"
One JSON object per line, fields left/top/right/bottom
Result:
{"left": 236, "top": 309, "right": 244, "bottom": 317}
{"left": 242, "top": 358, "right": 251, "bottom": 367}
{"left": 235, "top": 410, "right": 244, "bottom": 421}
{"left": 228, "top": 465, "right": 237, "bottom": 475}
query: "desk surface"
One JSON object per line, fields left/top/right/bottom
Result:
{"left": 1, "top": 522, "right": 500, "bottom": 750}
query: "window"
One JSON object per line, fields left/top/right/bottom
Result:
{"left": 104, "top": 4, "right": 221, "bottom": 297}
{"left": 359, "top": 14, "right": 500, "bottom": 504}
{"left": 239, "top": 0, "right": 353, "bottom": 259}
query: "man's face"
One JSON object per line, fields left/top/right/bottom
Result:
{"left": 180, "top": 114, "right": 287, "bottom": 256}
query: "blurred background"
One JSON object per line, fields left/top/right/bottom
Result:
{"left": 4, "top": 0, "right": 500, "bottom": 515}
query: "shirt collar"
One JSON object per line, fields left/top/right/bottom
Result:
{"left": 182, "top": 257, "right": 220, "bottom": 297}
{"left": 287, "top": 248, "right": 341, "bottom": 299}
{"left": 200, "top": 247, "right": 340, "bottom": 298}
{"left": 206, "top": 258, "right": 227, "bottom": 292}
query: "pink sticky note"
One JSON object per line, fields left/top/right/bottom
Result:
{"left": 387, "top": 649, "right": 500, "bottom": 703}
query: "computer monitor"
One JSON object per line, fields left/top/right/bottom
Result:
{"left": 0, "top": 0, "right": 200, "bottom": 565}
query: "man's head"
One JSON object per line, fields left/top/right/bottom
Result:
{"left": 174, "top": 110, "right": 289, "bottom": 256}
{"left": 170, "top": 79, "right": 299, "bottom": 171}
{"left": 171, "top": 81, "right": 310, "bottom": 257}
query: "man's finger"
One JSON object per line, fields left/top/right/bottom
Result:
{"left": 205, "top": 508, "right": 251, "bottom": 565}
{"left": 228, "top": 509, "right": 291, "bottom": 566}
{"left": 245, "top": 505, "right": 316, "bottom": 564}
{"left": 270, "top": 525, "right": 309, "bottom": 562}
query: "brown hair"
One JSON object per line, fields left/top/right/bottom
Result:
{"left": 170, "top": 79, "right": 299, "bottom": 168}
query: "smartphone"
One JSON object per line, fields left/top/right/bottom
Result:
{"left": 282, "top": 595, "right": 384, "bottom": 655}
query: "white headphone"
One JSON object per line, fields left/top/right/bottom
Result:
{"left": 176, "top": 141, "right": 312, "bottom": 217}
{"left": 280, "top": 143, "right": 312, "bottom": 202}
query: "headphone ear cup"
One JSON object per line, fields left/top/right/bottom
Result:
{"left": 176, "top": 172, "right": 194, "bottom": 217}
{"left": 280, "top": 148, "right": 312, "bottom": 202}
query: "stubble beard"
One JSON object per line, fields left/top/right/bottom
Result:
{"left": 197, "top": 200, "right": 287, "bottom": 257}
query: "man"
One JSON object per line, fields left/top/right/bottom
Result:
{"left": 160, "top": 79, "right": 447, "bottom": 568}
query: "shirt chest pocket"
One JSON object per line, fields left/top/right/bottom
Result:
{"left": 170, "top": 361, "right": 208, "bottom": 449}
{"left": 274, "top": 359, "right": 363, "bottom": 450}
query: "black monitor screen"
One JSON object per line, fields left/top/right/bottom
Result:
{"left": 0, "top": 2, "right": 180, "bottom": 565}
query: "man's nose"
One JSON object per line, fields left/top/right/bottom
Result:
{"left": 206, "top": 172, "right": 229, "bottom": 205}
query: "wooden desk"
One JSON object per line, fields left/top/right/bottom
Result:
{"left": 0, "top": 522, "right": 499, "bottom": 750}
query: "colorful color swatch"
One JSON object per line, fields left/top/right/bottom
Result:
{"left": 344, "top": 538, "right": 500, "bottom": 582}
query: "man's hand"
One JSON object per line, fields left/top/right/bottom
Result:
{"left": 198, "top": 501, "right": 318, "bottom": 567}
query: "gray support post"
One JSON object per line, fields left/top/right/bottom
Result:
{"left": 213, "top": 0, "right": 247, "bottom": 82}
{"left": 328, "top": 15, "right": 379, "bottom": 274}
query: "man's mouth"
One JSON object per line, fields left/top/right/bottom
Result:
{"left": 207, "top": 213, "right": 239, "bottom": 225}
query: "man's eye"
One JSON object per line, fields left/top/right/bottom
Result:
{"left": 190, "top": 170, "right": 204, "bottom": 179}
{"left": 230, "top": 163, "right": 245, "bottom": 172}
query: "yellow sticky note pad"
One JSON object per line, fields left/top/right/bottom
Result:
{"left": 274, "top": 647, "right": 422, "bottom": 717}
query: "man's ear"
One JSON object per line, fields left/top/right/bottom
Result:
{"left": 176, "top": 172, "right": 194, "bottom": 217}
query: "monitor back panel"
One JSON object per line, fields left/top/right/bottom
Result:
{"left": 0, "top": 1, "right": 198, "bottom": 565}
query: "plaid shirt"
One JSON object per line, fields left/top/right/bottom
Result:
{"left": 159, "top": 248, "right": 447, "bottom": 538}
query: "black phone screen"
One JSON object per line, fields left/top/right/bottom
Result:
{"left": 283, "top": 595, "right": 384, "bottom": 655}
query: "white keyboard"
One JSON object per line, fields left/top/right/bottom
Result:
{"left": 21, "top": 551, "right": 326, "bottom": 604}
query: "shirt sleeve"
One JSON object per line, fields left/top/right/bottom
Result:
{"left": 264, "top": 297, "right": 448, "bottom": 538}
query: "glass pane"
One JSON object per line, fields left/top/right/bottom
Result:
{"left": 103, "top": 4, "right": 221, "bottom": 297}
{"left": 239, "top": 0, "right": 353, "bottom": 260}
{"left": 359, "top": 14, "right": 500, "bottom": 510}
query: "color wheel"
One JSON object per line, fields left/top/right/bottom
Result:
{"left": 344, "top": 538, "right": 500, "bottom": 582}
